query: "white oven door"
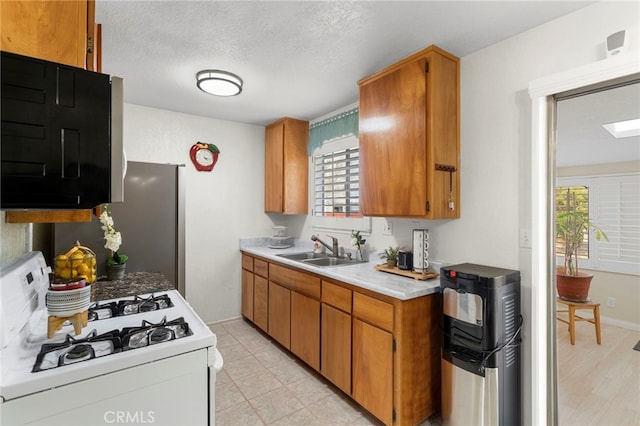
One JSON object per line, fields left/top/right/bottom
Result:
{"left": 1, "top": 349, "right": 209, "bottom": 425}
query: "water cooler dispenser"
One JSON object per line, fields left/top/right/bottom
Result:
{"left": 440, "top": 263, "right": 522, "bottom": 426}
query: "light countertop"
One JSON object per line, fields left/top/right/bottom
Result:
{"left": 240, "top": 239, "right": 443, "bottom": 300}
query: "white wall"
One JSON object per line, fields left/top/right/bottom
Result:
{"left": 293, "top": 2, "right": 639, "bottom": 424}
{"left": 122, "top": 104, "right": 277, "bottom": 323}
{"left": 440, "top": 3, "right": 639, "bottom": 424}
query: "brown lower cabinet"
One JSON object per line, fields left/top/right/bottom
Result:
{"left": 268, "top": 281, "right": 291, "bottom": 348}
{"left": 253, "top": 276, "right": 268, "bottom": 332}
{"left": 321, "top": 303, "right": 351, "bottom": 394}
{"left": 353, "top": 318, "right": 394, "bottom": 425}
{"left": 290, "top": 292, "right": 320, "bottom": 370}
{"left": 241, "top": 269, "right": 254, "bottom": 321}
{"left": 241, "top": 252, "right": 441, "bottom": 425}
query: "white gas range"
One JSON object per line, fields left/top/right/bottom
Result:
{"left": 0, "top": 252, "right": 223, "bottom": 425}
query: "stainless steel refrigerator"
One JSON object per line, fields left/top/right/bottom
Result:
{"left": 54, "top": 162, "right": 185, "bottom": 295}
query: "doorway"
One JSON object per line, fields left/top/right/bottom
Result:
{"left": 528, "top": 55, "right": 640, "bottom": 426}
{"left": 553, "top": 79, "right": 640, "bottom": 425}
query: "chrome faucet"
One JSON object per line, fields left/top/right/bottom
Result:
{"left": 311, "top": 234, "right": 339, "bottom": 257}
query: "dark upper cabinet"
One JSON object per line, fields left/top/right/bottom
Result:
{"left": 1, "top": 51, "right": 111, "bottom": 210}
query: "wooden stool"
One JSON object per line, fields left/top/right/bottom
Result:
{"left": 556, "top": 298, "right": 601, "bottom": 345}
{"left": 47, "top": 310, "right": 89, "bottom": 338}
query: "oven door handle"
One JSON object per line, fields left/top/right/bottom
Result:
{"left": 207, "top": 347, "right": 223, "bottom": 426}
{"left": 211, "top": 347, "right": 223, "bottom": 372}
{"left": 207, "top": 346, "right": 223, "bottom": 372}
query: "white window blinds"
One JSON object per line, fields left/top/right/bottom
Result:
{"left": 557, "top": 174, "right": 640, "bottom": 275}
{"left": 594, "top": 174, "right": 640, "bottom": 275}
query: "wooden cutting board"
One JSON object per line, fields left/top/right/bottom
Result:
{"left": 374, "top": 264, "right": 439, "bottom": 281}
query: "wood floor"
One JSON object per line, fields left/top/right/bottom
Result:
{"left": 556, "top": 320, "right": 640, "bottom": 426}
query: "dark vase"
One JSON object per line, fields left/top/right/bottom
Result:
{"left": 106, "top": 263, "right": 126, "bottom": 281}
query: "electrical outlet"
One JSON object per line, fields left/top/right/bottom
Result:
{"left": 519, "top": 228, "right": 531, "bottom": 248}
{"left": 383, "top": 221, "right": 393, "bottom": 235}
{"left": 607, "top": 297, "right": 616, "bottom": 308}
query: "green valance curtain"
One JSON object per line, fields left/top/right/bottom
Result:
{"left": 308, "top": 107, "right": 359, "bottom": 155}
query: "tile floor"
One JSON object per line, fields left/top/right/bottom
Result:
{"left": 210, "top": 316, "right": 640, "bottom": 425}
{"left": 209, "top": 318, "right": 441, "bottom": 426}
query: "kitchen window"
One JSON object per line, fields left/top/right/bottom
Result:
{"left": 556, "top": 175, "right": 640, "bottom": 275}
{"left": 308, "top": 105, "right": 370, "bottom": 234}
{"left": 310, "top": 134, "right": 369, "bottom": 233}
{"left": 313, "top": 146, "right": 361, "bottom": 218}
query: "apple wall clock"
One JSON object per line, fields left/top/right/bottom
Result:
{"left": 189, "top": 142, "right": 220, "bottom": 172}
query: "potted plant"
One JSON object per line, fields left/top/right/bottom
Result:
{"left": 351, "top": 230, "right": 367, "bottom": 261}
{"left": 379, "top": 246, "right": 401, "bottom": 268}
{"left": 555, "top": 188, "right": 608, "bottom": 301}
{"left": 99, "top": 204, "right": 129, "bottom": 280}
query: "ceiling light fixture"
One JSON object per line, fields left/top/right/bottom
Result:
{"left": 196, "top": 70, "right": 243, "bottom": 97}
{"left": 602, "top": 118, "right": 640, "bottom": 138}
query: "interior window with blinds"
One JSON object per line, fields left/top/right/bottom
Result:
{"left": 556, "top": 175, "right": 640, "bottom": 275}
{"left": 313, "top": 147, "right": 361, "bottom": 218}
{"left": 555, "top": 185, "right": 590, "bottom": 260}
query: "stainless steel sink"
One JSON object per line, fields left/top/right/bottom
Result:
{"left": 302, "top": 257, "right": 361, "bottom": 267}
{"left": 276, "top": 252, "right": 327, "bottom": 261}
{"left": 276, "top": 252, "right": 365, "bottom": 267}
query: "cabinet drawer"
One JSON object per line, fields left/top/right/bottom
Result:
{"left": 353, "top": 292, "right": 393, "bottom": 332}
{"left": 254, "top": 259, "right": 268, "bottom": 278}
{"left": 269, "top": 264, "right": 320, "bottom": 299}
{"left": 322, "top": 281, "right": 352, "bottom": 313}
{"left": 241, "top": 254, "right": 253, "bottom": 271}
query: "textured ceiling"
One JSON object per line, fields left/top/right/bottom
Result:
{"left": 96, "top": 0, "right": 596, "bottom": 126}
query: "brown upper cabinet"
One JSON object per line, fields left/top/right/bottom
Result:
{"left": 264, "top": 117, "right": 309, "bottom": 215}
{"left": 0, "top": 0, "right": 99, "bottom": 71}
{"left": 358, "top": 45, "right": 460, "bottom": 219}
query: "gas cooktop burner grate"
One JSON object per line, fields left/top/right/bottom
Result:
{"left": 121, "top": 316, "right": 192, "bottom": 351}
{"left": 32, "top": 329, "right": 122, "bottom": 372}
{"left": 117, "top": 294, "right": 174, "bottom": 316}
{"left": 31, "top": 315, "right": 192, "bottom": 373}
{"left": 88, "top": 301, "right": 118, "bottom": 321}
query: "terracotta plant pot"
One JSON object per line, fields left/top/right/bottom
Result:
{"left": 386, "top": 259, "right": 397, "bottom": 268}
{"left": 556, "top": 268, "right": 594, "bottom": 302}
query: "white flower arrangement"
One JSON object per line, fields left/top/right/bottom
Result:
{"left": 99, "top": 204, "right": 128, "bottom": 265}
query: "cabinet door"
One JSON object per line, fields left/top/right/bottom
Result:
{"left": 321, "top": 304, "right": 351, "bottom": 394}
{"left": 264, "top": 121, "right": 284, "bottom": 212}
{"left": 359, "top": 58, "right": 427, "bottom": 217}
{"left": 290, "top": 292, "right": 320, "bottom": 370}
{"left": 0, "top": 0, "right": 90, "bottom": 69}
{"left": 352, "top": 318, "right": 393, "bottom": 425}
{"left": 264, "top": 118, "right": 308, "bottom": 214}
{"left": 254, "top": 276, "right": 269, "bottom": 332}
{"left": 241, "top": 269, "right": 254, "bottom": 321}
{"left": 268, "top": 281, "right": 290, "bottom": 348}
{"left": 281, "top": 119, "right": 308, "bottom": 214}
{"left": 1, "top": 52, "right": 111, "bottom": 210}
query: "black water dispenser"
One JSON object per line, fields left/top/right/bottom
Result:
{"left": 440, "top": 263, "right": 522, "bottom": 426}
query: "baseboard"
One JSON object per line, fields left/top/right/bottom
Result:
{"left": 600, "top": 315, "right": 640, "bottom": 332}
{"left": 207, "top": 315, "right": 243, "bottom": 327}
